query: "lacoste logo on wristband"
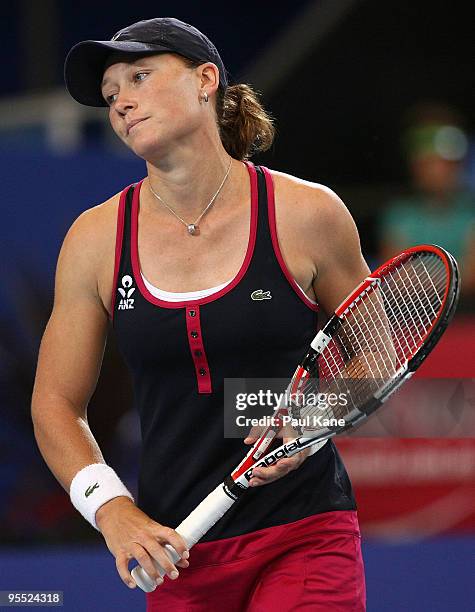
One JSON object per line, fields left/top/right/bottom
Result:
{"left": 85, "top": 483, "right": 100, "bottom": 497}
{"left": 251, "top": 289, "right": 272, "bottom": 301}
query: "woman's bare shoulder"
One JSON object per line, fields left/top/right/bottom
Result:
{"left": 267, "top": 168, "right": 353, "bottom": 233}
{"left": 63, "top": 191, "right": 122, "bottom": 256}
{"left": 51, "top": 190, "right": 128, "bottom": 316}
{"left": 267, "top": 169, "right": 368, "bottom": 312}
{"left": 57, "top": 190, "right": 123, "bottom": 291}
{"left": 71, "top": 191, "right": 121, "bottom": 234}
{"left": 268, "top": 168, "right": 331, "bottom": 194}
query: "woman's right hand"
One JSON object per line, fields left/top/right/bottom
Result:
{"left": 96, "top": 497, "right": 190, "bottom": 589}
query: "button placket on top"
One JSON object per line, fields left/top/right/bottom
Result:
{"left": 185, "top": 306, "right": 212, "bottom": 393}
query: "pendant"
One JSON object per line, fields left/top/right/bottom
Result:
{"left": 187, "top": 224, "right": 199, "bottom": 235}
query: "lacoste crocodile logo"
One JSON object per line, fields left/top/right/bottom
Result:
{"left": 251, "top": 289, "right": 272, "bottom": 301}
{"left": 85, "top": 483, "right": 100, "bottom": 498}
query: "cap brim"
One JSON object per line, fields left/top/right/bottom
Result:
{"left": 64, "top": 40, "right": 173, "bottom": 107}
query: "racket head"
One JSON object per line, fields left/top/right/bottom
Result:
{"left": 287, "top": 244, "right": 460, "bottom": 434}
{"left": 232, "top": 245, "right": 459, "bottom": 482}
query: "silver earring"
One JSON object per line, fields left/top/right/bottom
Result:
{"left": 202, "top": 91, "right": 209, "bottom": 103}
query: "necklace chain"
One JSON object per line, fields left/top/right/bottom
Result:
{"left": 148, "top": 157, "right": 233, "bottom": 235}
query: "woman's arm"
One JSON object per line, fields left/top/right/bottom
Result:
{"left": 31, "top": 207, "right": 188, "bottom": 588}
{"left": 32, "top": 209, "right": 110, "bottom": 487}
{"left": 309, "top": 186, "right": 370, "bottom": 313}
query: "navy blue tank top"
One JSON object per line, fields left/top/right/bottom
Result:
{"left": 111, "top": 162, "right": 355, "bottom": 541}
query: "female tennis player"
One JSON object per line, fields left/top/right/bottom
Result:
{"left": 32, "top": 18, "right": 367, "bottom": 610}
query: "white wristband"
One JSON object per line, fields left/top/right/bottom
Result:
{"left": 69, "top": 463, "right": 134, "bottom": 531}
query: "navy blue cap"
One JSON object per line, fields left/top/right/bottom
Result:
{"left": 64, "top": 17, "right": 228, "bottom": 107}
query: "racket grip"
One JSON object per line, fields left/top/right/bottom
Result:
{"left": 131, "top": 543, "right": 180, "bottom": 592}
{"left": 131, "top": 483, "right": 237, "bottom": 592}
{"left": 177, "top": 482, "right": 237, "bottom": 544}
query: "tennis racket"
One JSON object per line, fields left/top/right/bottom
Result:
{"left": 131, "top": 244, "right": 459, "bottom": 592}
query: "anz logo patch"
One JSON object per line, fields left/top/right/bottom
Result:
{"left": 118, "top": 275, "right": 135, "bottom": 310}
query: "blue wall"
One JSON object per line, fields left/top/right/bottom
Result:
{"left": 363, "top": 538, "right": 475, "bottom": 611}
{"left": 1, "top": 146, "right": 144, "bottom": 289}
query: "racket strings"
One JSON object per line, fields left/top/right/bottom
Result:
{"left": 382, "top": 256, "right": 445, "bottom": 357}
{"left": 291, "top": 252, "right": 448, "bottom": 432}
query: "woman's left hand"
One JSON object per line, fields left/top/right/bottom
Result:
{"left": 243, "top": 434, "right": 310, "bottom": 487}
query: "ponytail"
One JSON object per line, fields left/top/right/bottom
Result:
{"left": 216, "top": 84, "right": 275, "bottom": 160}
{"left": 181, "top": 56, "right": 275, "bottom": 160}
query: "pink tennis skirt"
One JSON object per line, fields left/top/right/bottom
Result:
{"left": 146, "top": 510, "right": 366, "bottom": 611}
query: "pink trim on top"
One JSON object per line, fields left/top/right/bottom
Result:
{"left": 110, "top": 184, "right": 133, "bottom": 321}
{"left": 262, "top": 167, "right": 319, "bottom": 312}
{"left": 185, "top": 305, "right": 212, "bottom": 393}
{"left": 130, "top": 162, "right": 259, "bottom": 309}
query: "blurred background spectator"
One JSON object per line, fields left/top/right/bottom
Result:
{"left": 379, "top": 102, "right": 475, "bottom": 308}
